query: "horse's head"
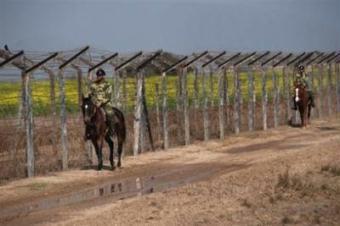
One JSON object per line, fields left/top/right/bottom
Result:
{"left": 81, "top": 95, "right": 97, "bottom": 124}
{"left": 294, "top": 82, "right": 306, "bottom": 103}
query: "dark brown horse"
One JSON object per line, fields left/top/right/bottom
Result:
{"left": 81, "top": 96, "right": 126, "bottom": 170}
{"left": 294, "top": 82, "right": 312, "bottom": 127}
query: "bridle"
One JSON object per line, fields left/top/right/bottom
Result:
{"left": 82, "top": 98, "right": 97, "bottom": 125}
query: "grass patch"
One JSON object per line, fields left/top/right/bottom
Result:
{"left": 321, "top": 164, "right": 340, "bottom": 176}
{"left": 28, "top": 182, "right": 48, "bottom": 191}
{"left": 276, "top": 169, "right": 314, "bottom": 192}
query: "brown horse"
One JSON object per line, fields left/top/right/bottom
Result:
{"left": 81, "top": 96, "right": 126, "bottom": 170}
{"left": 294, "top": 82, "right": 312, "bottom": 127}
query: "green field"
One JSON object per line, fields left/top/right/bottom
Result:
{"left": 0, "top": 69, "right": 326, "bottom": 118}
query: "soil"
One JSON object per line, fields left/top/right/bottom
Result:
{"left": 1, "top": 117, "right": 340, "bottom": 226}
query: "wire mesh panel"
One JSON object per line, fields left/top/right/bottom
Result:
{"left": 30, "top": 73, "right": 60, "bottom": 174}
{"left": 61, "top": 72, "right": 87, "bottom": 168}
{"left": 0, "top": 69, "right": 26, "bottom": 179}
{"left": 1, "top": 49, "right": 339, "bottom": 180}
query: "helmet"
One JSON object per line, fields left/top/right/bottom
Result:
{"left": 96, "top": 68, "right": 106, "bottom": 77}
{"left": 297, "top": 65, "right": 305, "bottom": 72}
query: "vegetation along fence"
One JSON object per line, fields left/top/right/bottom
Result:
{"left": 1, "top": 47, "right": 339, "bottom": 180}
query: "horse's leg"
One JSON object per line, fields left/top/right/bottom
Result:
{"left": 307, "top": 103, "right": 312, "bottom": 124}
{"left": 91, "top": 139, "right": 102, "bottom": 170}
{"left": 304, "top": 108, "right": 308, "bottom": 127}
{"left": 299, "top": 106, "right": 304, "bottom": 128}
{"left": 105, "top": 135, "right": 115, "bottom": 170}
{"left": 93, "top": 137, "right": 104, "bottom": 170}
{"left": 117, "top": 137, "right": 124, "bottom": 168}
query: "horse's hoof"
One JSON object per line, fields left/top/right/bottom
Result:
{"left": 117, "top": 162, "right": 121, "bottom": 168}
{"left": 111, "top": 166, "right": 116, "bottom": 171}
{"left": 97, "top": 164, "right": 103, "bottom": 171}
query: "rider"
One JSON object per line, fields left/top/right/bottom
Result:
{"left": 292, "top": 65, "right": 315, "bottom": 110}
{"left": 89, "top": 68, "right": 115, "bottom": 135}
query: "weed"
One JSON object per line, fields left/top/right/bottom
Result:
{"left": 240, "top": 198, "right": 252, "bottom": 208}
{"left": 321, "top": 164, "right": 340, "bottom": 176}
{"left": 312, "top": 215, "right": 321, "bottom": 224}
{"left": 277, "top": 169, "right": 290, "bottom": 189}
{"left": 281, "top": 216, "right": 294, "bottom": 224}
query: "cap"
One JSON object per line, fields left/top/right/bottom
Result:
{"left": 96, "top": 68, "right": 106, "bottom": 77}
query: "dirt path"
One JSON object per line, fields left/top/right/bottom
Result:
{"left": 1, "top": 118, "right": 340, "bottom": 226}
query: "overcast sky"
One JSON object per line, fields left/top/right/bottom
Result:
{"left": 0, "top": 0, "right": 339, "bottom": 54}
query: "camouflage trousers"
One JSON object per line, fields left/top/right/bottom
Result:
{"left": 103, "top": 105, "right": 116, "bottom": 135}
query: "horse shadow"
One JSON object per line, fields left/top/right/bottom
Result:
{"left": 287, "top": 118, "right": 303, "bottom": 128}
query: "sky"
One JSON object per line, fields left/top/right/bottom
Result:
{"left": 0, "top": 0, "right": 339, "bottom": 54}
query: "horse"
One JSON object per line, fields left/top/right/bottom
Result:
{"left": 81, "top": 95, "right": 126, "bottom": 170}
{"left": 294, "top": 82, "right": 312, "bottom": 128}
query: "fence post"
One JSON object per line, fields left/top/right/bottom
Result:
{"left": 181, "top": 67, "right": 190, "bottom": 145}
{"left": 142, "top": 78, "right": 154, "bottom": 151}
{"left": 336, "top": 63, "right": 340, "bottom": 114}
{"left": 309, "top": 65, "right": 316, "bottom": 118}
{"left": 282, "top": 66, "right": 291, "bottom": 123}
{"left": 48, "top": 72, "right": 58, "bottom": 156}
{"left": 58, "top": 69, "right": 68, "bottom": 170}
{"left": 203, "top": 68, "right": 210, "bottom": 140}
{"left": 161, "top": 72, "right": 169, "bottom": 149}
{"left": 233, "top": 66, "right": 241, "bottom": 134}
{"left": 192, "top": 67, "right": 200, "bottom": 138}
{"left": 292, "top": 67, "right": 299, "bottom": 124}
{"left": 193, "top": 67, "right": 200, "bottom": 109}
{"left": 327, "top": 64, "right": 333, "bottom": 116}
{"left": 22, "top": 72, "right": 34, "bottom": 177}
{"left": 317, "top": 64, "right": 323, "bottom": 118}
{"left": 218, "top": 69, "right": 225, "bottom": 139}
{"left": 122, "top": 70, "right": 127, "bottom": 113}
{"left": 209, "top": 66, "right": 214, "bottom": 107}
{"left": 176, "top": 69, "right": 182, "bottom": 144}
{"left": 133, "top": 70, "right": 144, "bottom": 155}
{"left": 261, "top": 67, "right": 268, "bottom": 130}
{"left": 224, "top": 68, "right": 230, "bottom": 129}
{"left": 273, "top": 68, "right": 280, "bottom": 128}
{"left": 155, "top": 83, "right": 161, "bottom": 144}
{"left": 247, "top": 66, "right": 255, "bottom": 131}
{"left": 76, "top": 68, "right": 83, "bottom": 111}
{"left": 112, "top": 69, "right": 122, "bottom": 108}
{"left": 117, "top": 71, "right": 123, "bottom": 108}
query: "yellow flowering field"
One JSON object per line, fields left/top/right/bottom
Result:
{"left": 0, "top": 71, "right": 284, "bottom": 118}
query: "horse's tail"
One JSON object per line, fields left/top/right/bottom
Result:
{"left": 112, "top": 107, "right": 126, "bottom": 143}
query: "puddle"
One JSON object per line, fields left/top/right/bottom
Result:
{"left": 0, "top": 163, "right": 245, "bottom": 221}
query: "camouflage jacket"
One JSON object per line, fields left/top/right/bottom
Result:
{"left": 89, "top": 79, "right": 113, "bottom": 111}
{"left": 295, "top": 72, "right": 312, "bottom": 91}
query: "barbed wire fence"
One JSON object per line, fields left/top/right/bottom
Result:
{"left": 0, "top": 47, "right": 339, "bottom": 180}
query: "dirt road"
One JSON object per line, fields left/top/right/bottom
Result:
{"left": 1, "top": 118, "right": 340, "bottom": 226}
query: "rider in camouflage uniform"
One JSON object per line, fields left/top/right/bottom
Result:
{"left": 292, "top": 65, "right": 315, "bottom": 110}
{"left": 89, "top": 68, "right": 115, "bottom": 134}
